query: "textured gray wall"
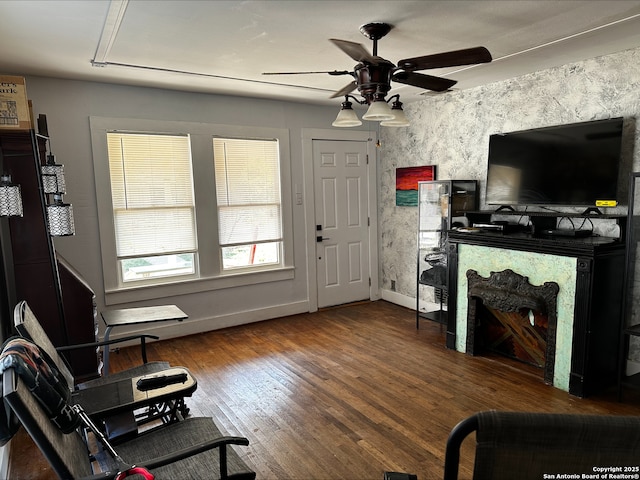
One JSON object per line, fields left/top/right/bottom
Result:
{"left": 379, "top": 46, "right": 640, "bottom": 361}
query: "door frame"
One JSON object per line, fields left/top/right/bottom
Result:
{"left": 301, "top": 128, "right": 380, "bottom": 312}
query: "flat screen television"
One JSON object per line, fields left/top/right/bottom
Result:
{"left": 485, "top": 118, "right": 625, "bottom": 208}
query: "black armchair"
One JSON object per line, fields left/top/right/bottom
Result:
{"left": 2, "top": 363, "right": 255, "bottom": 479}
{"left": 444, "top": 410, "right": 640, "bottom": 479}
{"left": 13, "top": 301, "right": 194, "bottom": 438}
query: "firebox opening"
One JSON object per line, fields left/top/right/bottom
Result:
{"left": 476, "top": 302, "right": 549, "bottom": 369}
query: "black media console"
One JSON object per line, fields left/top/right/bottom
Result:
{"left": 464, "top": 209, "right": 627, "bottom": 241}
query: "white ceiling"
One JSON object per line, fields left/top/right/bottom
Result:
{"left": 2, "top": 0, "right": 640, "bottom": 106}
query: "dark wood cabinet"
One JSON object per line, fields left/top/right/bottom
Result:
{"left": 0, "top": 129, "right": 98, "bottom": 382}
{"left": 57, "top": 254, "right": 99, "bottom": 383}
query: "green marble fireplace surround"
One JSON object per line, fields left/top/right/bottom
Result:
{"left": 447, "top": 230, "right": 625, "bottom": 398}
{"left": 455, "top": 244, "right": 576, "bottom": 391}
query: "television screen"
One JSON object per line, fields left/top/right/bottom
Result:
{"left": 486, "top": 118, "right": 624, "bottom": 207}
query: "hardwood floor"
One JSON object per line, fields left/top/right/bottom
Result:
{"left": 9, "top": 300, "right": 640, "bottom": 479}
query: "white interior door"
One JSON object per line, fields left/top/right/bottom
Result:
{"left": 313, "top": 139, "right": 370, "bottom": 308}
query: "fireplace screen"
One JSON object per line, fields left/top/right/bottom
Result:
{"left": 466, "top": 269, "right": 559, "bottom": 384}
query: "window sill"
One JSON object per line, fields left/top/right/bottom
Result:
{"left": 105, "top": 266, "right": 295, "bottom": 306}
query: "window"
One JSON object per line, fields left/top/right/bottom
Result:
{"left": 213, "top": 137, "right": 282, "bottom": 270}
{"left": 91, "top": 117, "right": 294, "bottom": 302}
{"left": 106, "top": 132, "right": 197, "bottom": 283}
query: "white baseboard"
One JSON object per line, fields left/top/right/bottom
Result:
{"left": 105, "top": 300, "right": 310, "bottom": 345}
{"left": 380, "top": 289, "right": 415, "bottom": 310}
{"left": 104, "top": 291, "right": 427, "bottom": 347}
{"left": 381, "top": 289, "right": 442, "bottom": 314}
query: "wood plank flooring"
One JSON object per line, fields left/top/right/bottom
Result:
{"left": 9, "top": 300, "right": 640, "bottom": 479}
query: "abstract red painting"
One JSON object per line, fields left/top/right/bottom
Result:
{"left": 396, "top": 165, "right": 436, "bottom": 206}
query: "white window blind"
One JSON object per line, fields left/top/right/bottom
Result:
{"left": 214, "top": 137, "right": 282, "bottom": 247}
{"left": 107, "top": 133, "right": 196, "bottom": 258}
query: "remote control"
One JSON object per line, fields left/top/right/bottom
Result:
{"left": 136, "top": 373, "right": 188, "bottom": 391}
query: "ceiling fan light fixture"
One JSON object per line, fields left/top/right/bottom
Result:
{"left": 380, "top": 97, "right": 410, "bottom": 127}
{"left": 362, "top": 96, "right": 394, "bottom": 121}
{"left": 268, "top": 23, "right": 491, "bottom": 129}
{"left": 332, "top": 99, "right": 362, "bottom": 127}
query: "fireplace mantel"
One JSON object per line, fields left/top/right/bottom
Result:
{"left": 447, "top": 230, "right": 625, "bottom": 397}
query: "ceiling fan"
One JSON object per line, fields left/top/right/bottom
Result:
{"left": 263, "top": 22, "right": 493, "bottom": 102}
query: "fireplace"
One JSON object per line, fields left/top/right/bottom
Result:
{"left": 447, "top": 236, "right": 625, "bottom": 397}
{"left": 465, "top": 269, "right": 559, "bottom": 385}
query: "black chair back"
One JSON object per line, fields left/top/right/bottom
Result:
{"left": 3, "top": 366, "right": 93, "bottom": 478}
{"left": 445, "top": 410, "right": 640, "bottom": 479}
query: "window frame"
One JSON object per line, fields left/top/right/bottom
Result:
{"left": 90, "top": 117, "right": 294, "bottom": 305}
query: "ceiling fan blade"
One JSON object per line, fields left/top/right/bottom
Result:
{"left": 397, "top": 46, "right": 492, "bottom": 72}
{"left": 329, "top": 39, "right": 378, "bottom": 64}
{"left": 392, "top": 72, "right": 457, "bottom": 92}
{"left": 262, "top": 70, "right": 351, "bottom": 76}
{"left": 330, "top": 81, "right": 358, "bottom": 98}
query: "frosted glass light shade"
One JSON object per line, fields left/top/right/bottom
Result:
{"left": 332, "top": 108, "right": 362, "bottom": 127}
{"left": 47, "top": 195, "right": 75, "bottom": 236}
{"left": 0, "top": 175, "right": 23, "bottom": 217}
{"left": 362, "top": 100, "right": 394, "bottom": 121}
{"left": 380, "top": 108, "right": 410, "bottom": 127}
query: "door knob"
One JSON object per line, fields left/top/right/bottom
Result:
{"left": 316, "top": 236, "right": 331, "bottom": 242}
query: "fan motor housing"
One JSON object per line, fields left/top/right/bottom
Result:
{"left": 354, "top": 60, "right": 394, "bottom": 100}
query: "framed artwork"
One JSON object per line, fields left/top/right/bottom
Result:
{"left": 396, "top": 165, "right": 436, "bottom": 206}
